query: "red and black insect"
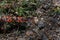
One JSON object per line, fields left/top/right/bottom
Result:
{"left": 0, "top": 16, "right": 27, "bottom": 23}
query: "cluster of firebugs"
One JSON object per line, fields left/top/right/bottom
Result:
{"left": 0, "top": 16, "right": 27, "bottom": 23}
{"left": 0, "top": 16, "right": 28, "bottom": 33}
